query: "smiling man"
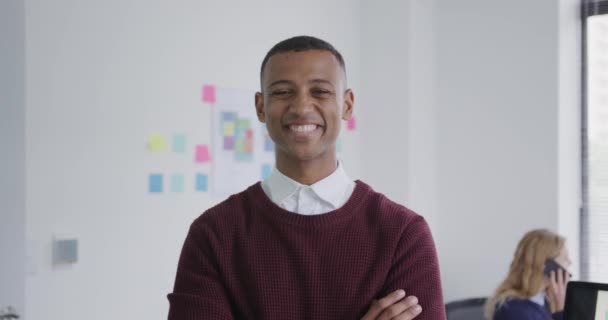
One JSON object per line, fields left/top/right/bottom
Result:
{"left": 167, "top": 36, "right": 446, "bottom": 320}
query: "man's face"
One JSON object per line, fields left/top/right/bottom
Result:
{"left": 255, "top": 50, "right": 353, "bottom": 163}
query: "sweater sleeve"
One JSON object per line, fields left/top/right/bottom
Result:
{"left": 381, "top": 215, "right": 446, "bottom": 320}
{"left": 167, "top": 222, "right": 234, "bottom": 320}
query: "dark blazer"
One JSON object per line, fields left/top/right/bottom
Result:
{"left": 493, "top": 298, "right": 563, "bottom": 320}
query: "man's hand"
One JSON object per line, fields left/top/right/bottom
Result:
{"left": 361, "top": 290, "right": 422, "bottom": 320}
{"left": 547, "top": 269, "right": 570, "bottom": 313}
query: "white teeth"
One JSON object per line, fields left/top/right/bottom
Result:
{"left": 290, "top": 125, "right": 317, "bottom": 133}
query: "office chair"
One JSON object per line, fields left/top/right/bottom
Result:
{"left": 445, "top": 297, "right": 487, "bottom": 320}
{"left": 0, "top": 306, "right": 19, "bottom": 319}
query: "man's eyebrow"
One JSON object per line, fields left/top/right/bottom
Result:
{"left": 309, "top": 79, "right": 335, "bottom": 87}
{"left": 266, "top": 79, "right": 336, "bottom": 90}
{"left": 267, "top": 80, "right": 294, "bottom": 88}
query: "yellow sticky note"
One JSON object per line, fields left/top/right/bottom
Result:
{"left": 223, "top": 122, "right": 236, "bottom": 136}
{"left": 147, "top": 134, "right": 169, "bottom": 151}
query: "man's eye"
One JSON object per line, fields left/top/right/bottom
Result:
{"left": 312, "top": 89, "right": 331, "bottom": 95}
{"left": 271, "top": 90, "right": 289, "bottom": 96}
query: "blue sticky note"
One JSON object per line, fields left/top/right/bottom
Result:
{"left": 234, "top": 151, "right": 253, "bottom": 162}
{"left": 235, "top": 127, "right": 246, "bottom": 139}
{"left": 170, "top": 174, "right": 184, "bottom": 193}
{"left": 172, "top": 134, "right": 186, "bottom": 153}
{"left": 149, "top": 174, "right": 163, "bottom": 193}
{"left": 195, "top": 173, "right": 208, "bottom": 192}
{"left": 222, "top": 111, "right": 236, "bottom": 122}
{"left": 264, "top": 136, "right": 274, "bottom": 152}
{"left": 261, "top": 164, "right": 272, "bottom": 180}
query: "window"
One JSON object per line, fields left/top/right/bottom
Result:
{"left": 582, "top": 0, "right": 608, "bottom": 282}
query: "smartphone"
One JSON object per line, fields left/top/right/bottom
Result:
{"left": 544, "top": 258, "right": 572, "bottom": 278}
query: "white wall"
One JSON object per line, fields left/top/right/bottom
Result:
{"left": 23, "top": 1, "right": 361, "bottom": 319}
{"left": 358, "top": 0, "right": 581, "bottom": 302}
{"left": 433, "top": 0, "right": 581, "bottom": 301}
{"left": 0, "top": 0, "right": 25, "bottom": 315}
{"left": 435, "top": 0, "right": 560, "bottom": 301}
{"left": 359, "top": 0, "right": 412, "bottom": 209}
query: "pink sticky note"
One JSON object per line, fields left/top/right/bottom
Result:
{"left": 202, "top": 85, "right": 216, "bottom": 103}
{"left": 347, "top": 117, "right": 356, "bottom": 130}
{"left": 195, "top": 144, "right": 210, "bottom": 163}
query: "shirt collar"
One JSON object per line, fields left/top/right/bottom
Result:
{"left": 263, "top": 165, "right": 301, "bottom": 205}
{"left": 309, "top": 161, "right": 353, "bottom": 208}
{"left": 263, "top": 161, "right": 353, "bottom": 208}
{"left": 528, "top": 291, "right": 546, "bottom": 306}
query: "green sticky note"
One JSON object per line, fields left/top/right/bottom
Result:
{"left": 237, "top": 119, "right": 250, "bottom": 130}
{"left": 170, "top": 174, "right": 184, "bottom": 192}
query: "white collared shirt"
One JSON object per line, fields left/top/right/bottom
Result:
{"left": 261, "top": 161, "right": 356, "bottom": 215}
{"left": 528, "top": 291, "right": 546, "bottom": 306}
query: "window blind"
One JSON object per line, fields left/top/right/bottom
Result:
{"left": 582, "top": 0, "right": 608, "bottom": 283}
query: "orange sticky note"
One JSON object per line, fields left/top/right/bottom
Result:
{"left": 195, "top": 144, "right": 210, "bottom": 163}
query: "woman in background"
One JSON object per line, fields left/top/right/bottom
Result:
{"left": 485, "top": 229, "right": 571, "bottom": 320}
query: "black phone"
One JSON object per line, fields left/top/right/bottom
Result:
{"left": 544, "top": 258, "right": 572, "bottom": 278}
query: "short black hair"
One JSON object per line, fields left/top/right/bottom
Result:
{"left": 260, "top": 36, "right": 346, "bottom": 85}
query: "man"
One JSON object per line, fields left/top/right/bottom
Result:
{"left": 168, "top": 36, "right": 445, "bottom": 320}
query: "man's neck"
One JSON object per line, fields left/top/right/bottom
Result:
{"left": 275, "top": 155, "right": 338, "bottom": 186}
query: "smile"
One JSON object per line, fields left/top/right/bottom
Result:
{"left": 289, "top": 124, "right": 318, "bottom": 133}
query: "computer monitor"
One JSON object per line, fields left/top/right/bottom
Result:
{"left": 564, "top": 281, "right": 608, "bottom": 320}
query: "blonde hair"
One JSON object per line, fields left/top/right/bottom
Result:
{"left": 484, "top": 229, "right": 565, "bottom": 319}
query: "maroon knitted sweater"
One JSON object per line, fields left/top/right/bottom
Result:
{"left": 168, "top": 181, "right": 445, "bottom": 319}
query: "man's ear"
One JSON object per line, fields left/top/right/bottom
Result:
{"left": 341, "top": 89, "right": 354, "bottom": 121}
{"left": 255, "top": 92, "right": 266, "bottom": 123}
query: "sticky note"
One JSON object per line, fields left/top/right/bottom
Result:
{"left": 170, "top": 174, "right": 184, "bottom": 193}
{"left": 202, "top": 85, "right": 216, "bottom": 103}
{"left": 223, "top": 122, "right": 236, "bottom": 136}
{"left": 147, "top": 134, "right": 169, "bottom": 152}
{"left": 172, "top": 134, "right": 186, "bottom": 153}
{"left": 222, "top": 112, "right": 236, "bottom": 122}
{"left": 261, "top": 164, "right": 272, "bottom": 180}
{"left": 235, "top": 127, "right": 246, "bottom": 138}
{"left": 235, "top": 139, "right": 245, "bottom": 153}
{"left": 237, "top": 119, "right": 250, "bottom": 130}
{"left": 195, "top": 173, "right": 208, "bottom": 192}
{"left": 195, "top": 144, "right": 210, "bottom": 163}
{"left": 235, "top": 152, "right": 253, "bottom": 162}
{"left": 264, "top": 135, "right": 274, "bottom": 152}
{"left": 244, "top": 138, "right": 253, "bottom": 153}
{"left": 347, "top": 117, "right": 356, "bottom": 131}
{"left": 149, "top": 174, "right": 163, "bottom": 193}
{"left": 246, "top": 129, "right": 254, "bottom": 139}
{"left": 223, "top": 136, "right": 235, "bottom": 150}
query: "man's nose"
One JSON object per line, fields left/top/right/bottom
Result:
{"left": 290, "top": 90, "right": 315, "bottom": 114}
